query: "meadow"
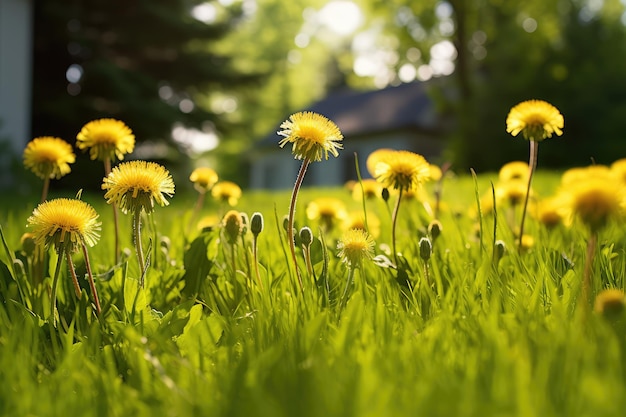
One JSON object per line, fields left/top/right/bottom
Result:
{"left": 2, "top": 105, "right": 626, "bottom": 417}
{"left": 1, "top": 162, "right": 626, "bottom": 417}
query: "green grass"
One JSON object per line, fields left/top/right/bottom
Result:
{"left": 1, "top": 169, "right": 625, "bottom": 417}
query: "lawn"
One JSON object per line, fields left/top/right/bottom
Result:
{"left": 1, "top": 158, "right": 626, "bottom": 417}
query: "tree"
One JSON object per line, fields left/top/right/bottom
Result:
{"left": 31, "top": 0, "right": 260, "bottom": 188}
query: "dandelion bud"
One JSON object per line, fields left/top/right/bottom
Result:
{"left": 381, "top": 187, "right": 390, "bottom": 203}
{"left": 222, "top": 210, "right": 243, "bottom": 245}
{"left": 13, "top": 259, "right": 26, "bottom": 278}
{"left": 122, "top": 247, "right": 132, "bottom": 259}
{"left": 160, "top": 236, "right": 171, "bottom": 250}
{"left": 250, "top": 212, "right": 264, "bottom": 236}
{"left": 494, "top": 240, "right": 506, "bottom": 262}
{"left": 299, "top": 226, "right": 313, "bottom": 247}
{"left": 428, "top": 220, "right": 443, "bottom": 242}
{"left": 419, "top": 237, "right": 432, "bottom": 262}
{"left": 239, "top": 212, "right": 249, "bottom": 235}
{"left": 20, "top": 233, "right": 36, "bottom": 256}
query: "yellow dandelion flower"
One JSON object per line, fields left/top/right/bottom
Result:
{"left": 496, "top": 178, "right": 531, "bottom": 206}
{"left": 534, "top": 196, "right": 565, "bottom": 229}
{"left": 197, "top": 215, "right": 220, "bottom": 231}
{"left": 211, "top": 181, "right": 242, "bottom": 206}
{"left": 337, "top": 228, "right": 375, "bottom": 268}
{"left": 561, "top": 177, "right": 625, "bottom": 232}
{"left": 190, "top": 167, "right": 219, "bottom": 193}
{"left": 594, "top": 289, "right": 626, "bottom": 317}
{"left": 506, "top": 99, "right": 564, "bottom": 141}
{"left": 366, "top": 148, "right": 396, "bottom": 175}
{"left": 520, "top": 234, "right": 535, "bottom": 251}
{"left": 306, "top": 197, "right": 348, "bottom": 230}
{"left": 343, "top": 211, "right": 381, "bottom": 239}
{"left": 344, "top": 180, "right": 357, "bottom": 192}
{"left": 277, "top": 111, "right": 343, "bottom": 161}
{"left": 610, "top": 159, "right": 626, "bottom": 184}
{"left": 352, "top": 179, "right": 383, "bottom": 201}
{"left": 23, "top": 136, "right": 75, "bottom": 180}
{"left": 428, "top": 164, "right": 443, "bottom": 182}
{"left": 102, "top": 160, "right": 175, "bottom": 214}
{"left": 498, "top": 161, "right": 529, "bottom": 182}
{"left": 398, "top": 186, "right": 430, "bottom": 202}
{"left": 76, "top": 118, "right": 135, "bottom": 162}
{"left": 369, "top": 150, "right": 431, "bottom": 192}
{"left": 27, "top": 198, "right": 101, "bottom": 252}
{"left": 560, "top": 165, "right": 613, "bottom": 187}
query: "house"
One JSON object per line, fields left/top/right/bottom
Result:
{"left": 0, "top": 0, "right": 33, "bottom": 187}
{"left": 248, "top": 81, "right": 449, "bottom": 190}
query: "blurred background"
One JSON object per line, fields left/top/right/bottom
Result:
{"left": 1, "top": 0, "right": 626, "bottom": 191}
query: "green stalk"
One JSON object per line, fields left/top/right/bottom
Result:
{"left": 287, "top": 158, "right": 310, "bottom": 292}
{"left": 133, "top": 209, "right": 146, "bottom": 286}
{"left": 66, "top": 251, "right": 82, "bottom": 298}
{"left": 82, "top": 242, "right": 101, "bottom": 315}
{"left": 391, "top": 188, "right": 404, "bottom": 266}
{"left": 518, "top": 140, "right": 538, "bottom": 251}
{"left": 252, "top": 235, "right": 264, "bottom": 290}
{"left": 49, "top": 245, "right": 66, "bottom": 327}
{"left": 40, "top": 176, "right": 51, "bottom": 203}
{"left": 338, "top": 267, "right": 355, "bottom": 317}
{"left": 104, "top": 158, "right": 121, "bottom": 265}
{"left": 353, "top": 152, "right": 369, "bottom": 233}
{"left": 187, "top": 191, "right": 206, "bottom": 236}
{"left": 581, "top": 231, "right": 598, "bottom": 311}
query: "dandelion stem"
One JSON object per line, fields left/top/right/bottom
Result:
{"left": 252, "top": 236, "right": 263, "bottom": 290}
{"left": 581, "top": 231, "right": 598, "bottom": 310}
{"left": 518, "top": 140, "right": 538, "bottom": 251}
{"left": 82, "top": 242, "right": 101, "bottom": 315}
{"left": 133, "top": 210, "right": 146, "bottom": 286}
{"left": 104, "top": 158, "right": 121, "bottom": 265}
{"left": 338, "top": 267, "right": 355, "bottom": 317}
{"left": 391, "top": 188, "right": 404, "bottom": 265}
{"left": 303, "top": 245, "right": 314, "bottom": 277}
{"left": 230, "top": 242, "right": 237, "bottom": 282}
{"left": 434, "top": 162, "right": 450, "bottom": 220}
{"left": 66, "top": 251, "right": 82, "bottom": 298}
{"left": 49, "top": 246, "right": 65, "bottom": 327}
{"left": 287, "top": 158, "right": 310, "bottom": 292}
{"left": 353, "top": 152, "right": 369, "bottom": 233}
{"left": 41, "top": 177, "right": 50, "bottom": 203}
{"left": 187, "top": 191, "right": 206, "bottom": 236}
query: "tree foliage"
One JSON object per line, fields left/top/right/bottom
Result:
{"left": 31, "top": 0, "right": 260, "bottom": 169}
{"left": 30, "top": 0, "right": 626, "bottom": 182}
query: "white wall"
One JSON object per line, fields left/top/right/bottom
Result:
{"left": 0, "top": 0, "right": 32, "bottom": 160}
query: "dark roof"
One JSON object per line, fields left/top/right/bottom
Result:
{"left": 257, "top": 81, "right": 440, "bottom": 148}
{"left": 307, "top": 82, "right": 437, "bottom": 136}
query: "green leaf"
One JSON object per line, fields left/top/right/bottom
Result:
{"left": 181, "top": 230, "right": 219, "bottom": 298}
